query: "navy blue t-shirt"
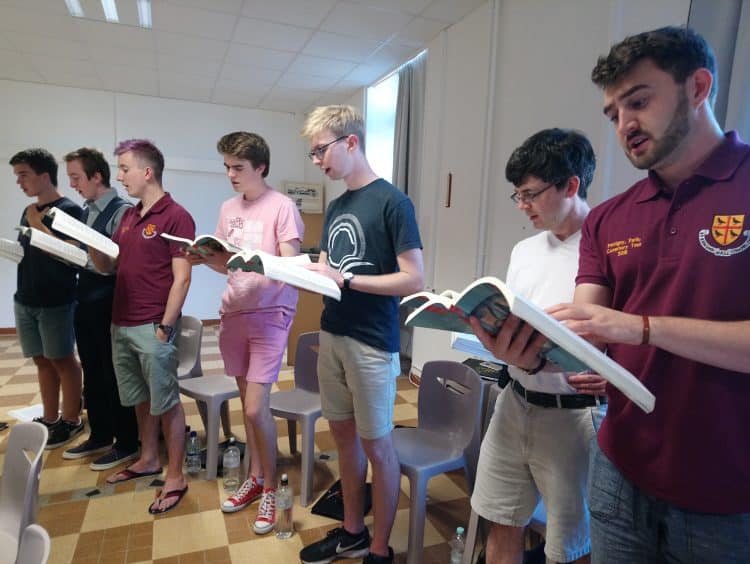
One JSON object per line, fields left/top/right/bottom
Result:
{"left": 15, "top": 197, "right": 83, "bottom": 307}
{"left": 320, "top": 179, "right": 422, "bottom": 352}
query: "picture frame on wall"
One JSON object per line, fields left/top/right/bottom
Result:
{"left": 283, "top": 181, "right": 324, "bottom": 214}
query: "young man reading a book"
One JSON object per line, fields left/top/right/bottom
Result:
{"left": 90, "top": 139, "right": 194, "bottom": 514}
{"left": 299, "top": 105, "right": 424, "bottom": 564}
{"left": 60, "top": 148, "right": 139, "bottom": 471}
{"left": 549, "top": 27, "right": 750, "bottom": 562}
{"left": 9, "top": 148, "right": 84, "bottom": 449}
{"left": 469, "top": 129, "right": 607, "bottom": 564}
{"left": 185, "top": 131, "right": 304, "bottom": 534}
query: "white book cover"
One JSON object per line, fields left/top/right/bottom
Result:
{"left": 0, "top": 237, "right": 24, "bottom": 264}
{"left": 47, "top": 207, "right": 119, "bottom": 259}
{"left": 226, "top": 250, "right": 341, "bottom": 301}
{"left": 402, "top": 276, "right": 656, "bottom": 413}
{"left": 15, "top": 226, "right": 88, "bottom": 268}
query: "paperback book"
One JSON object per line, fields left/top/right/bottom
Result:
{"left": 161, "top": 233, "right": 244, "bottom": 256}
{"left": 401, "top": 276, "right": 655, "bottom": 413}
{"left": 0, "top": 238, "right": 24, "bottom": 264}
{"left": 226, "top": 250, "right": 341, "bottom": 301}
{"left": 46, "top": 207, "right": 120, "bottom": 259}
{"left": 15, "top": 226, "right": 88, "bottom": 268}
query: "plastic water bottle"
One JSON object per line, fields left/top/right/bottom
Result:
{"left": 222, "top": 437, "right": 241, "bottom": 491}
{"left": 450, "top": 526, "right": 465, "bottom": 564}
{"left": 275, "top": 473, "right": 294, "bottom": 539}
{"left": 186, "top": 430, "right": 202, "bottom": 476}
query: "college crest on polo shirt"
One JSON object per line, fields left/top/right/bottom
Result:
{"left": 142, "top": 223, "right": 158, "bottom": 239}
{"left": 699, "top": 214, "right": 750, "bottom": 256}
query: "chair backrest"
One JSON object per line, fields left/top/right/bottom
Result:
{"left": 16, "top": 524, "right": 50, "bottom": 564}
{"left": 293, "top": 331, "right": 320, "bottom": 393}
{"left": 0, "top": 422, "right": 48, "bottom": 541}
{"left": 417, "top": 361, "right": 484, "bottom": 476}
{"left": 177, "top": 315, "right": 203, "bottom": 379}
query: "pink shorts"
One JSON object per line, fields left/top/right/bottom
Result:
{"left": 218, "top": 310, "right": 293, "bottom": 384}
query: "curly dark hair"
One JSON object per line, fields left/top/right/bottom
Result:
{"left": 591, "top": 26, "right": 717, "bottom": 106}
{"left": 505, "top": 128, "right": 595, "bottom": 200}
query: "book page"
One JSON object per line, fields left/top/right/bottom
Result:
{"left": 17, "top": 226, "right": 88, "bottom": 267}
{"left": 227, "top": 250, "right": 341, "bottom": 300}
{"left": 48, "top": 207, "right": 120, "bottom": 258}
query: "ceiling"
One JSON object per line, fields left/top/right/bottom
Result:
{"left": 0, "top": 0, "right": 484, "bottom": 114}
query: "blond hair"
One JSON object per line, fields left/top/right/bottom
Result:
{"left": 301, "top": 105, "right": 366, "bottom": 151}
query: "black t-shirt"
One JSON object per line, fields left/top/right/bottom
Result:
{"left": 15, "top": 197, "right": 83, "bottom": 307}
{"left": 320, "top": 179, "right": 422, "bottom": 352}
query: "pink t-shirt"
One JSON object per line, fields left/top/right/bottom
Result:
{"left": 216, "top": 189, "right": 304, "bottom": 316}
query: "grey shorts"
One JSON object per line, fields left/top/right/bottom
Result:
{"left": 471, "top": 386, "right": 606, "bottom": 562}
{"left": 14, "top": 301, "right": 76, "bottom": 359}
{"left": 111, "top": 321, "right": 180, "bottom": 416}
{"left": 317, "top": 330, "right": 400, "bottom": 440}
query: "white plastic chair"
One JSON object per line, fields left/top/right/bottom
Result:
{"left": 15, "top": 524, "right": 50, "bottom": 564}
{"left": 269, "top": 331, "right": 322, "bottom": 506}
{"left": 176, "top": 316, "right": 233, "bottom": 477}
{"left": 393, "top": 361, "right": 484, "bottom": 564}
{"left": 0, "top": 422, "right": 48, "bottom": 564}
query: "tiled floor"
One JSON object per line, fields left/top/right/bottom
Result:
{"left": 0, "top": 327, "right": 472, "bottom": 563}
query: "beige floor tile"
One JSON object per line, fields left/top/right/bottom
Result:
{"left": 152, "top": 509, "right": 229, "bottom": 559}
{"left": 227, "top": 535, "right": 305, "bottom": 563}
{"left": 39, "top": 464, "right": 101, "bottom": 495}
{"left": 48, "top": 533, "right": 79, "bottom": 564}
{"left": 81, "top": 489, "right": 157, "bottom": 531}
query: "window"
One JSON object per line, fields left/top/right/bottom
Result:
{"left": 365, "top": 73, "right": 399, "bottom": 183}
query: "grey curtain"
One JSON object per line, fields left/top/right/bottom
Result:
{"left": 392, "top": 51, "right": 427, "bottom": 213}
{"left": 689, "top": 0, "right": 750, "bottom": 139}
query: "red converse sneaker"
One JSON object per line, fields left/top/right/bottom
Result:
{"left": 221, "top": 477, "right": 263, "bottom": 513}
{"left": 252, "top": 489, "right": 276, "bottom": 534}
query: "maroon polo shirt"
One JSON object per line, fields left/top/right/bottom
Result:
{"left": 112, "top": 192, "right": 195, "bottom": 326}
{"left": 577, "top": 131, "right": 750, "bottom": 514}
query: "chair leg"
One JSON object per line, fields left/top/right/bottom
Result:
{"left": 204, "top": 398, "right": 221, "bottom": 480}
{"left": 287, "top": 420, "right": 297, "bottom": 454}
{"left": 299, "top": 417, "right": 316, "bottom": 506}
{"left": 220, "top": 401, "right": 231, "bottom": 438}
{"left": 406, "top": 475, "right": 428, "bottom": 564}
{"left": 462, "top": 507, "right": 481, "bottom": 564}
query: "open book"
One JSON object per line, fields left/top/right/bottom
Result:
{"left": 0, "top": 238, "right": 24, "bottom": 264}
{"left": 401, "top": 276, "right": 655, "bottom": 413}
{"left": 226, "top": 250, "right": 341, "bottom": 301}
{"left": 161, "top": 233, "right": 243, "bottom": 255}
{"left": 15, "top": 226, "right": 88, "bottom": 268}
{"left": 47, "top": 207, "right": 119, "bottom": 259}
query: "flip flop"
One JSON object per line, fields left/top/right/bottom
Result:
{"left": 148, "top": 485, "right": 189, "bottom": 515}
{"left": 106, "top": 466, "right": 163, "bottom": 484}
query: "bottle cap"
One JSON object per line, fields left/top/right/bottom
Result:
{"left": 228, "top": 437, "right": 235, "bottom": 445}
{"left": 190, "top": 430, "right": 197, "bottom": 437}
{"left": 281, "top": 473, "right": 288, "bottom": 485}
{"left": 456, "top": 526, "right": 464, "bottom": 535}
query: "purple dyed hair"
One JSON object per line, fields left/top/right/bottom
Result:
{"left": 114, "top": 139, "right": 165, "bottom": 184}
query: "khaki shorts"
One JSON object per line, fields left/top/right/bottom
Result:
{"left": 471, "top": 385, "right": 606, "bottom": 563}
{"left": 111, "top": 321, "right": 180, "bottom": 416}
{"left": 317, "top": 330, "right": 400, "bottom": 440}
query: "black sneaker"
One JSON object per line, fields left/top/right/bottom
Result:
{"left": 363, "top": 547, "right": 394, "bottom": 564}
{"left": 89, "top": 447, "right": 139, "bottom": 471}
{"left": 62, "top": 438, "right": 112, "bottom": 460}
{"left": 300, "top": 526, "right": 371, "bottom": 563}
{"left": 45, "top": 419, "right": 85, "bottom": 450}
{"left": 32, "top": 416, "right": 60, "bottom": 430}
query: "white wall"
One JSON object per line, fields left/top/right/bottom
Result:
{"left": 410, "top": 0, "right": 691, "bottom": 374}
{"left": 0, "top": 79, "right": 315, "bottom": 327}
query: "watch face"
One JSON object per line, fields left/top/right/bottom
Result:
{"left": 343, "top": 272, "right": 353, "bottom": 280}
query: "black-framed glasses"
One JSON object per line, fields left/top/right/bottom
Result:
{"left": 307, "top": 136, "right": 348, "bottom": 160}
{"left": 510, "top": 182, "right": 556, "bottom": 204}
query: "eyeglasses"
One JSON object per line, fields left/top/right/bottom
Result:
{"left": 307, "top": 136, "right": 348, "bottom": 160}
{"left": 509, "top": 183, "right": 556, "bottom": 204}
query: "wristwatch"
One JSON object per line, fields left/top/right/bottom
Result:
{"left": 342, "top": 272, "right": 354, "bottom": 290}
{"left": 157, "top": 323, "right": 174, "bottom": 340}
